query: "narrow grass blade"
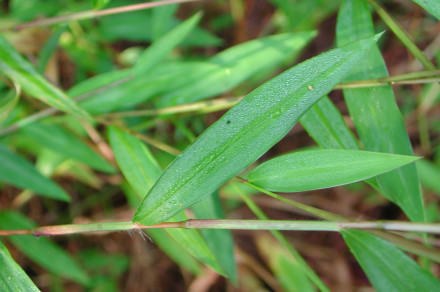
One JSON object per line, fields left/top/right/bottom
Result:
{"left": 158, "top": 31, "right": 316, "bottom": 107}
{"left": 0, "top": 83, "right": 20, "bottom": 123}
{"left": 300, "top": 96, "right": 359, "bottom": 150}
{"left": 192, "top": 192, "right": 237, "bottom": 283}
{"left": 336, "top": 0, "right": 424, "bottom": 222}
{"left": 417, "top": 159, "right": 440, "bottom": 196}
{"left": 257, "top": 235, "right": 315, "bottom": 292}
{"left": 133, "top": 12, "right": 201, "bottom": 76}
{"left": 37, "top": 26, "right": 67, "bottom": 73}
{"left": 0, "top": 211, "right": 90, "bottom": 285}
{"left": 247, "top": 150, "right": 418, "bottom": 192}
{"left": 412, "top": 0, "right": 440, "bottom": 19}
{"left": 343, "top": 230, "right": 440, "bottom": 291}
{"left": 107, "top": 127, "right": 223, "bottom": 274}
{"left": 22, "top": 123, "right": 115, "bottom": 173}
{"left": 0, "top": 241, "right": 39, "bottom": 292}
{"left": 134, "top": 34, "right": 379, "bottom": 225}
{"left": 0, "top": 144, "right": 70, "bottom": 201}
{"left": 0, "top": 36, "right": 89, "bottom": 118}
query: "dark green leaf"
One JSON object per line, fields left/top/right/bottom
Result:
{"left": 247, "top": 149, "right": 418, "bottom": 192}
{"left": 0, "top": 211, "right": 90, "bottom": 285}
{"left": 343, "top": 230, "right": 440, "bottom": 292}
{"left": 0, "top": 241, "right": 39, "bottom": 292}
{"left": 0, "top": 144, "right": 70, "bottom": 201}
{"left": 134, "top": 34, "right": 379, "bottom": 225}
{"left": 336, "top": 0, "right": 424, "bottom": 222}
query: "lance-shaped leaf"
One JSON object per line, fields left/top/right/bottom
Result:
{"left": 343, "top": 230, "right": 440, "bottom": 292}
{"left": 0, "top": 36, "right": 89, "bottom": 118}
{"left": 134, "top": 34, "right": 379, "bottom": 225}
{"left": 336, "top": 0, "right": 424, "bottom": 222}
{"left": 0, "top": 144, "right": 70, "bottom": 201}
{"left": 246, "top": 150, "right": 418, "bottom": 192}
{"left": 0, "top": 241, "right": 39, "bottom": 292}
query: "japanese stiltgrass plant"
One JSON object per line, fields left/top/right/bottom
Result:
{"left": 0, "top": 0, "right": 439, "bottom": 290}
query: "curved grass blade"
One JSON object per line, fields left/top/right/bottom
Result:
{"left": 0, "top": 241, "right": 40, "bottom": 292}
{"left": 192, "top": 192, "right": 237, "bottom": 283}
{"left": 0, "top": 211, "right": 90, "bottom": 285}
{"left": 343, "top": 230, "right": 440, "bottom": 292}
{"left": 257, "top": 235, "right": 315, "bottom": 292}
{"left": 336, "top": 0, "right": 424, "bottom": 222}
{"left": 134, "top": 34, "right": 379, "bottom": 225}
{"left": 107, "top": 127, "right": 223, "bottom": 275}
{"left": 133, "top": 12, "right": 201, "bottom": 76}
{"left": 246, "top": 150, "right": 418, "bottom": 192}
{"left": 0, "top": 144, "right": 70, "bottom": 201}
{"left": 300, "top": 96, "right": 359, "bottom": 150}
{"left": 412, "top": 0, "right": 440, "bottom": 20}
{"left": 22, "top": 122, "right": 115, "bottom": 173}
{"left": 0, "top": 82, "right": 20, "bottom": 123}
{"left": 0, "top": 36, "right": 90, "bottom": 118}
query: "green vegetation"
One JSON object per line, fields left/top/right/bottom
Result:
{"left": 0, "top": 0, "right": 439, "bottom": 290}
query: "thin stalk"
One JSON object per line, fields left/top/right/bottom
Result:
{"left": 101, "top": 72, "right": 440, "bottom": 119}
{"left": 365, "top": 0, "right": 436, "bottom": 70}
{"left": 102, "top": 96, "right": 243, "bottom": 118}
{"left": 3, "top": 219, "right": 440, "bottom": 236}
{"left": 234, "top": 183, "right": 330, "bottom": 292}
{"left": 4, "top": 0, "right": 200, "bottom": 32}
{"left": 238, "top": 178, "right": 345, "bottom": 221}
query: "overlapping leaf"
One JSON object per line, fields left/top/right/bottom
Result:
{"left": 412, "top": 0, "right": 440, "bottom": 19}
{"left": 134, "top": 34, "right": 379, "bottom": 225}
{"left": 336, "top": 0, "right": 424, "bottom": 222}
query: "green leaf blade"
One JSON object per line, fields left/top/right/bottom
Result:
{"left": 134, "top": 34, "right": 379, "bottom": 225}
{"left": 343, "top": 230, "right": 440, "bottom": 292}
{"left": 247, "top": 149, "right": 418, "bottom": 192}
{"left": 0, "top": 36, "right": 90, "bottom": 118}
{"left": 0, "top": 241, "right": 40, "bottom": 292}
{"left": 336, "top": 0, "right": 424, "bottom": 222}
{"left": 0, "top": 144, "right": 70, "bottom": 201}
